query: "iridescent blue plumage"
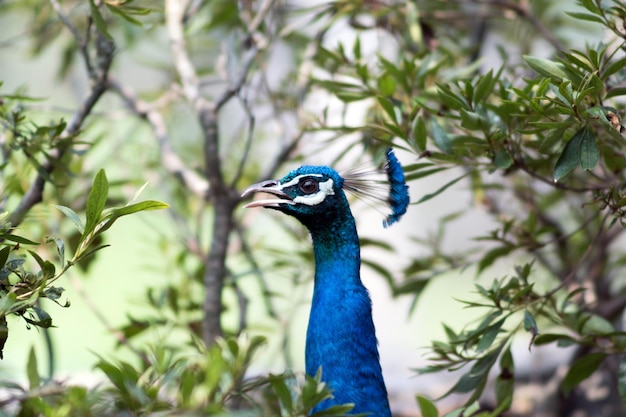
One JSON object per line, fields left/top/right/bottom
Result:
{"left": 242, "top": 151, "right": 409, "bottom": 416}
{"left": 383, "top": 148, "right": 410, "bottom": 228}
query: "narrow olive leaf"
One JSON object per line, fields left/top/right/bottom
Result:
{"left": 579, "top": 314, "right": 614, "bottom": 335}
{"left": 32, "top": 306, "right": 52, "bottom": 328}
{"left": 28, "top": 250, "right": 55, "bottom": 279}
{"left": 495, "top": 345, "right": 514, "bottom": 411}
{"left": 414, "top": 173, "right": 469, "bottom": 205}
{"left": 53, "top": 205, "right": 85, "bottom": 234}
{"left": 27, "top": 346, "right": 40, "bottom": 389}
{"left": 493, "top": 148, "right": 513, "bottom": 169}
{"left": 459, "top": 108, "right": 483, "bottom": 130}
{"left": 523, "top": 310, "right": 539, "bottom": 350}
{"left": 376, "top": 96, "right": 398, "bottom": 124}
{"left": 0, "top": 315, "right": 6, "bottom": 359}
{"left": 89, "top": 0, "right": 112, "bottom": 39}
{"left": 561, "top": 352, "right": 606, "bottom": 395}
{"left": 416, "top": 395, "right": 439, "bottom": 417}
{"left": 565, "top": 11, "right": 605, "bottom": 24}
{"left": 268, "top": 374, "right": 293, "bottom": 411}
{"left": 377, "top": 74, "right": 396, "bottom": 96}
{"left": 0, "top": 246, "right": 9, "bottom": 268}
{"left": 0, "top": 234, "right": 39, "bottom": 245}
{"left": 97, "top": 200, "right": 170, "bottom": 234}
{"left": 533, "top": 333, "right": 575, "bottom": 346}
{"left": 618, "top": 355, "right": 626, "bottom": 403}
{"left": 473, "top": 69, "right": 495, "bottom": 105}
{"left": 601, "top": 56, "right": 626, "bottom": 80}
{"left": 477, "top": 245, "right": 514, "bottom": 273}
{"left": 607, "top": 86, "right": 626, "bottom": 99}
{"left": 430, "top": 119, "right": 453, "bottom": 154}
{"left": 578, "top": 127, "right": 598, "bottom": 171}
{"left": 0, "top": 292, "right": 17, "bottom": 314}
{"left": 46, "top": 237, "right": 65, "bottom": 265}
{"left": 84, "top": 169, "right": 109, "bottom": 238}
{"left": 477, "top": 318, "right": 505, "bottom": 352}
{"left": 411, "top": 115, "right": 427, "bottom": 151}
{"left": 554, "top": 128, "right": 584, "bottom": 182}
{"left": 524, "top": 55, "right": 570, "bottom": 81}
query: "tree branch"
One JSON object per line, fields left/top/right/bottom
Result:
{"left": 107, "top": 78, "right": 209, "bottom": 196}
{"left": 165, "top": 0, "right": 272, "bottom": 346}
{"left": 7, "top": 31, "right": 113, "bottom": 228}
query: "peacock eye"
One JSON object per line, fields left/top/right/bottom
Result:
{"left": 299, "top": 178, "right": 319, "bottom": 194}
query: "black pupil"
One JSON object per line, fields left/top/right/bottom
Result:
{"left": 299, "top": 178, "right": 319, "bottom": 194}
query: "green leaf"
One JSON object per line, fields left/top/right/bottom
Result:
{"left": 411, "top": 115, "right": 427, "bottom": 151}
{"left": 437, "top": 84, "right": 468, "bottom": 110}
{"left": 0, "top": 315, "right": 6, "bottom": 360}
{"left": 89, "top": 0, "right": 112, "bottom": 39}
{"left": 416, "top": 395, "right": 439, "bottom": 417}
{"left": 473, "top": 69, "right": 497, "bottom": 105}
{"left": 27, "top": 347, "right": 40, "bottom": 389}
{"left": 493, "top": 148, "right": 513, "bottom": 169}
{"left": 578, "top": 127, "right": 598, "bottom": 171}
{"left": 83, "top": 169, "right": 109, "bottom": 238}
{"left": 565, "top": 11, "right": 605, "bottom": 25}
{"left": 579, "top": 314, "right": 614, "bottom": 335}
{"left": 352, "top": 36, "right": 361, "bottom": 61}
{"left": 377, "top": 74, "right": 396, "bottom": 96}
{"left": 0, "top": 234, "right": 39, "bottom": 245}
{"left": 404, "top": 167, "right": 449, "bottom": 182}
{"left": 0, "top": 246, "right": 10, "bottom": 268}
{"left": 111, "top": 200, "right": 170, "bottom": 218}
{"left": 106, "top": 4, "right": 143, "bottom": 26}
{"left": 269, "top": 374, "right": 293, "bottom": 411}
{"left": 376, "top": 96, "right": 398, "bottom": 124}
{"left": 524, "top": 55, "right": 570, "bottom": 81}
{"left": 459, "top": 108, "right": 483, "bottom": 130}
{"left": 47, "top": 237, "right": 65, "bottom": 265}
{"left": 553, "top": 125, "right": 598, "bottom": 181}
{"left": 607, "top": 86, "right": 626, "bottom": 99}
{"left": 53, "top": 205, "right": 85, "bottom": 234}
{"left": 495, "top": 346, "right": 514, "bottom": 411}
{"left": 414, "top": 173, "right": 468, "bottom": 205}
{"left": 553, "top": 128, "right": 583, "bottom": 181}
{"left": 0, "top": 292, "right": 17, "bottom": 314}
{"left": 32, "top": 306, "right": 52, "bottom": 328}
{"left": 98, "top": 200, "right": 169, "bottom": 234}
{"left": 523, "top": 310, "right": 538, "bottom": 334}
{"left": 28, "top": 250, "right": 55, "bottom": 279}
{"left": 477, "top": 318, "right": 505, "bottom": 352}
{"left": 533, "top": 333, "right": 575, "bottom": 346}
{"left": 561, "top": 352, "right": 606, "bottom": 395}
{"left": 430, "top": 119, "right": 453, "bottom": 154}
{"left": 477, "top": 245, "right": 515, "bottom": 273}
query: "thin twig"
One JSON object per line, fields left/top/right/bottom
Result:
{"left": 544, "top": 211, "right": 611, "bottom": 297}
{"left": 107, "top": 78, "right": 209, "bottom": 196}
{"left": 473, "top": 0, "right": 566, "bottom": 51}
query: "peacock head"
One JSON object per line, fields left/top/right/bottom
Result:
{"left": 241, "top": 165, "right": 351, "bottom": 228}
{"left": 241, "top": 148, "right": 410, "bottom": 228}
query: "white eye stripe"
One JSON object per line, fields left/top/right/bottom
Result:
{"left": 279, "top": 173, "right": 323, "bottom": 189}
{"left": 293, "top": 178, "right": 335, "bottom": 206}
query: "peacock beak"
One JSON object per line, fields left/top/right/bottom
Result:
{"left": 241, "top": 180, "right": 295, "bottom": 208}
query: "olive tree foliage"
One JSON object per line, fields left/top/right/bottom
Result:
{"left": 1, "top": 0, "right": 626, "bottom": 416}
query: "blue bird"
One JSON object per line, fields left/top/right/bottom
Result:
{"left": 242, "top": 148, "right": 409, "bottom": 416}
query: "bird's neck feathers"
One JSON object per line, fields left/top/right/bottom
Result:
{"left": 307, "top": 209, "right": 361, "bottom": 287}
{"left": 305, "top": 207, "right": 391, "bottom": 416}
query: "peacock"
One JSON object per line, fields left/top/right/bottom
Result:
{"left": 242, "top": 148, "right": 409, "bottom": 416}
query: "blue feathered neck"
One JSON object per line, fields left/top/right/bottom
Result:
{"left": 306, "top": 210, "right": 391, "bottom": 416}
